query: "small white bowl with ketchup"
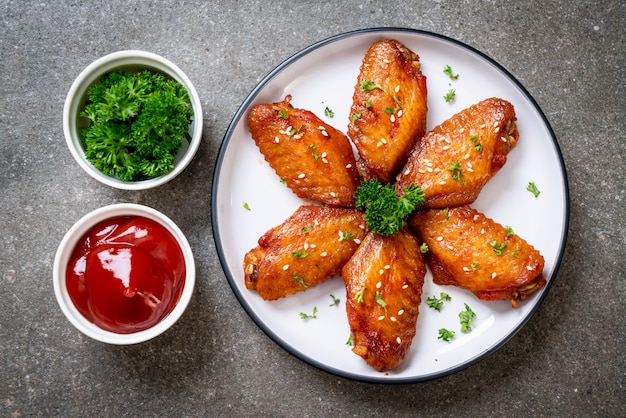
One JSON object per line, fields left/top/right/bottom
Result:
{"left": 53, "top": 203, "right": 195, "bottom": 344}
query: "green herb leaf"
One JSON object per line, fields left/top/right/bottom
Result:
{"left": 354, "top": 180, "right": 425, "bottom": 236}
{"left": 293, "top": 272, "right": 308, "bottom": 288}
{"left": 243, "top": 202, "right": 251, "bottom": 210}
{"left": 527, "top": 181, "right": 541, "bottom": 198}
{"left": 360, "top": 80, "right": 384, "bottom": 91}
{"left": 448, "top": 161, "right": 463, "bottom": 183}
{"left": 438, "top": 328, "right": 456, "bottom": 342}
{"left": 459, "top": 303, "right": 476, "bottom": 333}
{"left": 291, "top": 251, "right": 310, "bottom": 258}
{"left": 354, "top": 286, "right": 366, "bottom": 303}
{"left": 324, "top": 106, "right": 334, "bottom": 118}
{"left": 427, "top": 292, "right": 452, "bottom": 311}
{"left": 490, "top": 240, "right": 507, "bottom": 256}
{"left": 444, "top": 89, "right": 456, "bottom": 102}
{"left": 443, "top": 65, "right": 459, "bottom": 80}
{"left": 299, "top": 306, "right": 317, "bottom": 320}
{"left": 329, "top": 294, "right": 340, "bottom": 306}
{"left": 375, "top": 291, "right": 387, "bottom": 315}
{"left": 420, "top": 242, "right": 429, "bottom": 253}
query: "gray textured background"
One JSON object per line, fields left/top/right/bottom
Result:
{"left": 1, "top": 1, "right": 624, "bottom": 416}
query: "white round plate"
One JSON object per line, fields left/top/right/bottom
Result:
{"left": 211, "top": 28, "right": 569, "bottom": 383}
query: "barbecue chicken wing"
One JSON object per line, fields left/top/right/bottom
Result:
{"left": 248, "top": 95, "right": 361, "bottom": 207}
{"left": 342, "top": 229, "right": 426, "bottom": 371}
{"left": 347, "top": 39, "right": 428, "bottom": 184}
{"left": 244, "top": 205, "right": 367, "bottom": 300}
{"left": 396, "top": 97, "right": 518, "bottom": 208}
{"left": 409, "top": 206, "right": 545, "bottom": 308}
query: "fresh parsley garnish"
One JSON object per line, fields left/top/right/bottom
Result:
{"left": 443, "top": 65, "right": 459, "bottom": 80}
{"left": 299, "top": 306, "right": 317, "bottom": 320}
{"left": 420, "top": 242, "right": 429, "bottom": 253}
{"left": 448, "top": 161, "right": 463, "bottom": 183}
{"left": 329, "top": 294, "right": 340, "bottom": 306}
{"left": 354, "top": 179, "right": 425, "bottom": 236}
{"left": 444, "top": 89, "right": 456, "bottom": 102}
{"left": 243, "top": 202, "right": 251, "bottom": 210}
{"left": 527, "top": 181, "right": 541, "bottom": 198}
{"left": 427, "top": 292, "right": 452, "bottom": 311}
{"left": 290, "top": 251, "right": 310, "bottom": 258}
{"left": 354, "top": 286, "right": 366, "bottom": 303}
{"left": 490, "top": 240, "right": 507, "bottom": 256}
{"left": 375, "top": 291, "right": 387, "bottom": 315}
{"left": 323, "top": 106, "right": 334, "bottom": 118}
{"left": 292, "top": 272, "right": 308, "bottom": 288}
{"left": 438, "top": 328, "right": 456, "bottom": 342}
{"left": 80, "top": 70, "right": 193, "bottom": 182}
{"left": 459, "top": 303, "right": 476, "bottom": 332}
{"left": 360, "top": 80, "right": 384, "bottom": 91}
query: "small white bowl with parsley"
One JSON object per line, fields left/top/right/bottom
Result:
{"left": 63, "top": 51, "right": 202, "bottom": 190}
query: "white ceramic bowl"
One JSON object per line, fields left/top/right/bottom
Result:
{"left": 53, "top": 203, "right": 196, "bottom": 344}
{"left": 63, "top": 51, "right": 203, "bottom": 190}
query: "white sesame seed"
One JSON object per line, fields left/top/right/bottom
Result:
{"left": 404, "top": 169, "right": 410, "bottom": 175}
{"left": 283, "top": 264, "right": 289, "bottom": 270}
{"left": 436, "top": 236, "right": 444, "bottom": 241}
{"left": 274, "top": 136, "right": 280, "bottom": 143}
{"left": 397, "top": 110, "right": 403, "bottom": 118}
{"left": 427, "top": 167, "right": 433, "bottom": 172}
{"left": 464, "top": 153, "right": 470, "bottom": 160}
{"left": 463, "top": 267, "right": 470, "bottom": 272}
{"left": 446, "top": 244, "right": 455, "bottom": 250}
{"left": 467, "top": 167, "right": 475, "bottom": 173}
{"left": 442, "top": 145, "right": 450, "bottom": 150}
{"left": 353, "top": 239, "right": 361, "bottom": 244}
{"left": 492, "top": 272, "right": 497, "bottom": 279}
{"left": 304, "top": 243, "right": 309, "bottom": 250}
{"left": 418, "top": 169, "right": 426, "bottom": 174}
{"left": 494, "top": 121, "right": 500, "bottom": 127}
{"left": 459, "top": 128, "right": 465, "bottom": 133}
{"left": 467, "top": 162, "right": 473, "bottom": 168}
{"left": 320, "top": 251, "right": 327, "bottom": 257}
{"left": 396, "top": 337, "right": 402, "bottom": 344}
{"left": 381, "top": 138, "right": 387, "bottom": 144}
{"left": 298, "top": 173, "right": 305, "bottom": 179}
{"left": 310, "top": 244, "right": 317, "bottom": 248}
{"left": 379, "top": 269, "right": 384, "bottom": 275}
{"left": 322, "top": 158, "right": 328, "bottom": 164}
{"left": 321, "top": 130, "right": 328, "bottom": 137}
{"left": 480, "top": 124, "right": 486, "bottom": 129}
{"left": 398, "top": 309, "right": 404, "bottom": 315}
{"left": 376, "top": 281, "right": 382, "bottom": 288}
{"left": 314, "top": 220, "right": 319, "bottom": 226}
{"left": 501, "top": 136, "right": 507, "bottom": 142}
{"left": 384, "top": 265, "right": 390, "bottom": 270}
{"left": 390, "top": 115, "right": 396, "bottom": 123}
{"left": 426, "top": 161, "right": 433, "bottom": 167}
{"left": 330, "top": 192, "right": 336, "bottom": 197}
{"left": 390, "top": 317, "right": 397, "bottom": 322}
{"left": 494, "top": 127, "right": 500, "bottom": 133}
{"left": 318, "top": 125, "right": 325, "bottom": 130}
{"left": 473, "top": 214, "right": 480, "bottom": 221}
{"left": 338, "top": 231, "right": 344, "bottom": 241}
{"left": 526, "top": 265, "right": 534, "bottom": 271}
{"left": 378, "top": 316, "right": 385, "bottom": 321}
{"left": 321, "top": 152, "right": 327, "bottom": 158}
{"left": 395, "top": 85, "right": 400, "bottom": 93}
{"left": 401, "top": 285, "right": 408, "bottom": 289}
{"left": 481, "top": 228, "right": 485, "bottom": 234}
{"left": 376, "top": 141, "right": 383, "bottom": 148}
{"left": 293, "top": 134, "right": 301, "bottom": 139}
{"left": 346, "top": 164, "right": 352, "bottom": 169}
{"left": 383, "top": 59, "right": 390, "bottom": 63}
{"left": 439, "top": 180, "right": 447, "bottom": 185}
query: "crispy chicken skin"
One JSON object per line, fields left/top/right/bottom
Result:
{"left": 347, "top": 39, "right": 428, "bottom": 184}
{"left": 396, "top": 97, "right": 518, "bottom": 208}
{"left": 247, "top": 95, "right": 361, "bottom": 207}
{"left": 342, "top": 229, "right": 426, "bottom": 371}
{"left": 409, "top": 206, "right": 545, "bottom": 308}
{"left": 244, "top": 206, "right": 368, "bottom": 300}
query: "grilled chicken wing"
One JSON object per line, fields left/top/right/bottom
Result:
{"left": 409, "top": 206, "right": 545, "bottom": 308}
{"left": 347, "top": 39, "right": 428, "bottom": 184}
{"left": 342, "top": 229, "right": 426, "bottom": 371}
{"left": 247, "top": 95, "right": 360, "bottom": 207}
{"left": 244, "top": 205, "right": 367, "bottom": 300}
{"left": 396, "top": 97, "right": 518, "bottom": 208}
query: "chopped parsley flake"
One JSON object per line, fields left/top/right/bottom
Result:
{"left": 243, "top": 202, "right": 251, "bottom": 210}
{"left": 490, "top": 240, "right": 507, "bottom": 256}
{"left": 443, "top": 65, "right": 459, "bottom": 80}
{"left": 324, "top": 106, "right": 334, "bottom": 118}
{"left": 293, "top": 272, "right": 308, "bottom": 288}
{"left": 448, "top": 161, "right": 463, "bottom": 183}
{"left": 329, "top": 294, "right": 340, "bottom": 306}
{"left": 360, "top": 80, "right": 384, "bottom": 91}
{"left": 354, "top": 286, "right": 366, "bottom": 303}
{"left": 444, "top": 89, "right": 456, "bottom": 102}
{"left": 459, "top": 303, "right": 476, "bottom": 333}
{"left": 375, "top": 291, "right": 387, "bottom": 315}
{"left": 438, "top": 328, "right": 456, "bottom": 342}
{"left": 299, "top": 306, "right": 317, "bottom": 320}
{"left": 427, "top": 292, "right": 452, "bottom": 311}
{"left": 527, "top": 181, "right": 541, "bottom": 198}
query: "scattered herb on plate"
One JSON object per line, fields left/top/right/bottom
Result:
{"left": 459, "top": 303, "right": 476, "bottom": 332}
{"left": 299, "top": 306, "right": 317, "bottom": 320}
{"left": 438, "top": 328, "right": 456, "bottom": 342}
{"left": 527, "top": 181, "right": 541, "bottom": 198}
{"left": 427, "top": 292, "right": 452, "bottom": 311}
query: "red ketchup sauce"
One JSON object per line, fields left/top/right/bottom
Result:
{"left": 66, "top": 216, "right": 186, "bottom": 334}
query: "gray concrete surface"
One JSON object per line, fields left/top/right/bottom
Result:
{"left": 1, "top": 0, "right": 624, "bottom": 416}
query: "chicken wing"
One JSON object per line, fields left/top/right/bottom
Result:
{"left": 247, "top": 95, "right": 360, "bottom": 207}
{"left": 342, "top": 229, "right": 426, "bottom": 371}
{"left": 396, "top": 97, "right": 518, "bottom": 208}
{"left": 347, "top": 39, "right": 428, "bottom": 184}
{"left": 409, "top": 206, "right": 545, "bottom": 308}
{"left": 244, "top": 205, "right": 367, "bottom": 300}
